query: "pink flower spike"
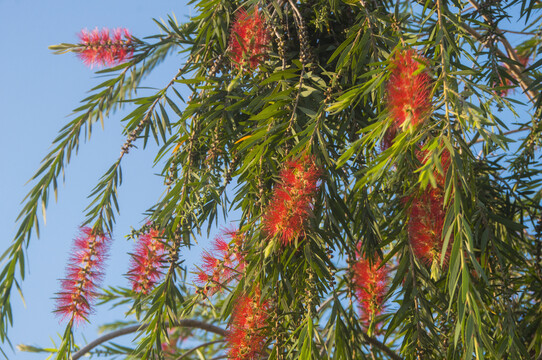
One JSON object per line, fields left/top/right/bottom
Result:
{"left": 194, "top": 229, "right": 245, "bottom": 295}
{"left": 54, "top": 227, "right": 110, "bottom": 325}
{"left": 350, "top": 253, "right": 389, "bottom": 326}
{"left": 127, "top": 228, "right": 166, "bottom": 295}
{"left": 77, "top": 27, "right": 134, "bottom": 68}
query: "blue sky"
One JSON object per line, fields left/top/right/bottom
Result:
{"left": 0, "top": 1, "right": 205, "bottom": 358}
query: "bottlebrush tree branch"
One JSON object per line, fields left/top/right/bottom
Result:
{"left": 461, "top": 0, "right": 538, "bottom": 103}
{"left": 7, "top": 1, "right": 542, "bottom": 359}
{"left": 2, "top": 38, "right": 198, "bottom": 360}
{"left": 416, "top": 0, "right": 538, "bottom": 103}
{"left": 425, "top": 0, "right": 540, "bottom": 148}
{"left": 56, "top": 48, "right": 194, "bottom": 360}
{"left": 131, "top": 229, "right": 187, "bottom": 358}
{"left": 472, "top": 126, "right": 532, "bottom": 144}
{"left": 0, "top": 66, "right": 135, "bottom": 350}
{"left": 360, "top": 331, "right": 402, "bottom": 360}
{"left": 83, "top": 65, "right": 186, "bottom": 232}
{"left": 459, "top": 19, "right": 540, "bottom": 147}
{"left": 464, "top": 0, "right": 542, "bottom": 163}
{"left": 462, "top": 21, "right": 537, "bottom": 101}
{"left": 71, "top": 320, "right": 227, "bottom": 360}
{"left": 175, "top": 339, "right": 224, "bottom": 360}
{"left": 0, "top": 36, "right": 185, "bottom": 350}
{"left": 436, "top": 0, "right": 453, "bottom": 126}
{"left": 150, "top": 54, "right": 229, "bottom": 232}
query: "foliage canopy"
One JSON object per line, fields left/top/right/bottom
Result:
{"left": 2, "top": 0, "right": 542, "bottom": 359}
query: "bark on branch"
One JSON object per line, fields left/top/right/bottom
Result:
{"left": 72, "top": 319, "right": 227, "bottom": 360}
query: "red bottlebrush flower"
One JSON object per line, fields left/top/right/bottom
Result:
{"left": 55, "top": 227, "right": 110, "bottom": 324}
{"left": 408, "top": 188, "right": 450, "bottom": 266}
{"left": 408, "top": 149, "right": 452, "bottom": 266}
{"left": 230, "top": 230, "right": 246, "bottom": 270}
{"left": 226, "top": 290, "right": 270, "bottom": 360}
{"left": 195, "top": 229, "right": 245, "bottom": 295}
{"left": 263, "top": 157, "right": 322, "bottom": 246}
{"left": 384, "top": 49, "right": 432, "bottom": 148}
{"left": 229, "top": 9, "right": 270, "bottom": 69}
{"left": 77, "top": 27, "right": 133, "bottom": 68}
{"left": 127, "top": 228, "right": 166, "bottom": 294}
{"left": 351, "top": 253, "right": 389, "bottom": 325}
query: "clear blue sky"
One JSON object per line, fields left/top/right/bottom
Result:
{"left": 0, "top": 1, "right": 207, "bottom": 358}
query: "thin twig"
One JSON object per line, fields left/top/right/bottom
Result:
{"left": 501, "top": 29, "right": 540, "bottom": 35}
{"left": 463, "top": 0, "right": 538, "bottom": 102}
{"left": 361, "top": 331, "right": 403, "bottom": 360}
{"left": 316, "top": 291, "right": 402, "bottom": 359}
{"left": 472, "top": 126, "right": 531, "bottom": 144}
{"left": 175, "top": 340, "right": 224, "bottom": 360}
{"left": 453, "top": 0, "right": 539, "bottom": 147}
{"left": 463, "top": 21, "right": 536, "bottom": 101}
{"left": 72, "top": 320, "right": 227, "bottom": 360}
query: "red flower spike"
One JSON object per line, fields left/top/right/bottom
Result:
{"left": 55, "top": 227, "right": 110, "bottom": 324}
{"left": 77, "top": 27, "right": 133, "bottom": 68}
{"left": 263, "top": 157, "right": 322, "bottom": 246}
{"left": 408, "top": 149, "right": 452, "bottom": 266}
{"left": 229, "top": 9, "right": 270, "bottom": 69}
{"left": 226, "top": 290, "right": 270, "bottom": 360}
{"left": 351, "top": 254, "right": 389, "bottom": 326}
{"left": 127, "top": 229, "right": 166, "bottom": 295}
{"left": 384, "top": 49, "right": 432, "bottom": 149}
{"left": 213, "top": 237, "right": 230, "bottom": 254}
{"left": 226, "top": 229, "right": 246, "bottom": 268}
{"left": 195, "top": 229, "right": 245, "bottom": 295}
{"left": 202, "top": 251, "right": 221, "bottom": 272}
{"left": 408, "top": 189, "right": 450, "bottom": 266}
{"left": 199, "top": 270, "right": 211, "bottom": 281}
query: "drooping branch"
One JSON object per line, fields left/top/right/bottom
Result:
{"left": 175, "top": 339, "right": 224, "bottom": 360}
{"left": 429, "top": 0, "right": 539, "bottom": 147}
{"left": 473, "top": 126, "right": 531, "bottom": 144}
{"left": 72, "top": 320, "right": 227, "bottom": 360}
{"left": 461, "top": 22, "right": 537, "bottom": 101}
{"left": 360, "top": 331, "right": 403, "bottom": 360}
{"left": 459, "top": 20, "right": 538, "bottom": 146}
{"left": 418, "top": 0, "right": 538, "bottom": 103}
{"left": 84, "top": 66, "right": 186, "bottom": 232}
{"left": 462, "top": 0, "right": 538, "bottom": 102}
